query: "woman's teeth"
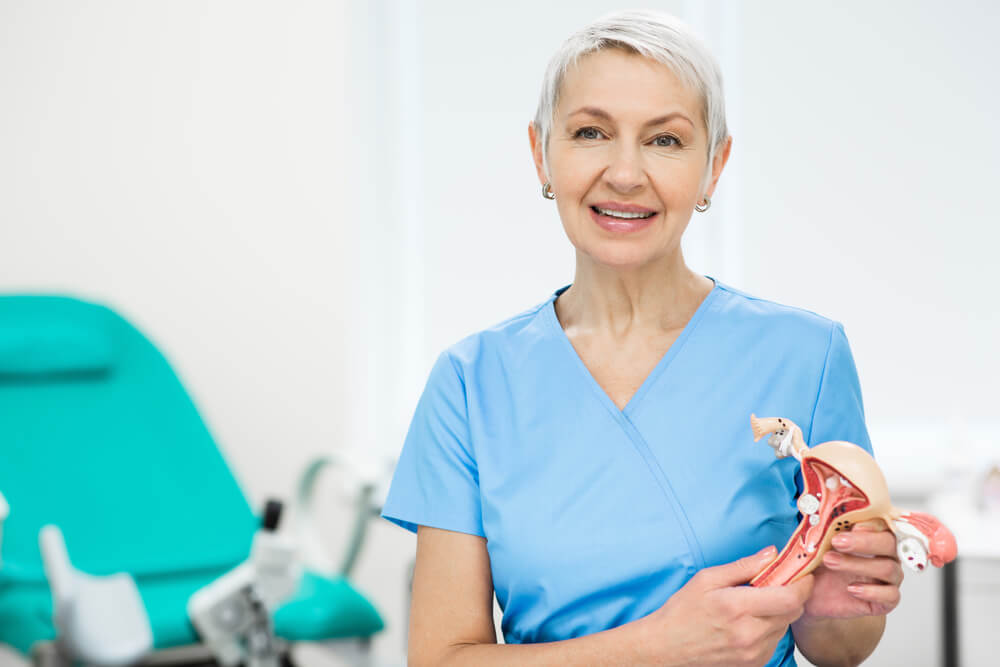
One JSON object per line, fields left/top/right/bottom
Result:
{"left": 592, "top": 206, "right": 654, "bottom": 219}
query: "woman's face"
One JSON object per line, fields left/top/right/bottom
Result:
{"left": 530, "top": 48, "right": 730, "bottom": 269}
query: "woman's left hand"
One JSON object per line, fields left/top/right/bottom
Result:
{"left": 801, "top": 519, "right": 904, "bottom": 619}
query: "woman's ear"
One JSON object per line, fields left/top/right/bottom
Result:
{"left": 704, "top": 135, "right": 733, "bottom": 199}
{"left": 528, "top": 122, "right": 547, "bottom": 185}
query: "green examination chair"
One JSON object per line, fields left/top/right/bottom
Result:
{"left": 0, "top": 295, "right": 384, "bottom": 664}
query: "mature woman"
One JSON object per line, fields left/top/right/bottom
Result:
{"left": 382, "top": 9, "right": 902, "bottom": 667}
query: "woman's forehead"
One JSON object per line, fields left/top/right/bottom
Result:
{"left": 556, "top": 49, "right": 703, "bottom": 127}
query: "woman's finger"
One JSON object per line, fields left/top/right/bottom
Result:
{"left": 729, "top": 575, "right": 813, "bottom": 617}
{"left": 847, "top": 582, "right": 901, "bottom": 610}
{"left": 851, "top": 518, "right": 888, "bottom": 532}
{"left": 823, "top": 552, "right": 904, "bottom": 586}
{"left": 831, "top": 530, "right": 898, "bottom": 558}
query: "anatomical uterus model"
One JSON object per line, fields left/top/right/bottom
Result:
{"left": 748, "top": 414, "right": 958, "bottom": 587}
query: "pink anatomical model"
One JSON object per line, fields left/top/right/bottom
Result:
{"left": 748, "top": 414, "right": 958, "bottom": 587}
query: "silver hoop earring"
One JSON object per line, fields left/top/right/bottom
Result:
{"left": 695, "top": 195, "right": 711, "bottom": 213}
{"left": 542, "top": 182, "right": 556, "bottom": 200}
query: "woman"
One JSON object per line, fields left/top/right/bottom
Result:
{"left": 382, "top": 9, "right": 902, "bottom": 666}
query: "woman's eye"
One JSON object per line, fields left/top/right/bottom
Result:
{"left": 573, "top": 128, "right": 680, "bottom": 147}
{"left": 574, "top": 127, "right": 603, "bottom": 140}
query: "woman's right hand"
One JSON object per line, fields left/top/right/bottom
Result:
{"left": 637, "top": 546, "right": 814, "bottom": 667}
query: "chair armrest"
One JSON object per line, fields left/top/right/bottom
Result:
{"left": 39, "top": 524, "right": 153, "bottom": 665}
{"left": 292, "top": 451, "right": 393, "bottom": 578}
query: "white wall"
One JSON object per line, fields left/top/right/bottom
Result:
{"left": 2, "top": 1, "right": 998, "bottom": 665}
{"left": 739, "top": 1, "right": 1000, "bottom": 425}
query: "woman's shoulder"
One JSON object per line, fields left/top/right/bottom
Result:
{"left": 719, "top": 284, "right": 847, "bottom": 360}
{"left": 715, "top": 279, "right": 840, "bottom": 327}
{"left": 437, "top": 290, "right": 559, "bottom": 373}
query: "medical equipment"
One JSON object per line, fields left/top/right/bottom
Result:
{"left": 293, "top": 450, "right": 392, "bottom": 577}
{"left": 748, "top": 414, "right": 958, "bottom": 586}
{"left": 188, "top": 500, "right": 300, "bottom": 667}
{"left": 39, "top": 525, "right": 153, "bottom": 666}
{"left": 0, "top": 294, "right": 385, "bottom": 665}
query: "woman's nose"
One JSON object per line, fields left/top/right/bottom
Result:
{"left": 603, "top": 143, "right": 646, "bottom": 193}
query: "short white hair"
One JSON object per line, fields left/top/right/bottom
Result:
{"left": 533, "top": 9, "right": 728, "bottom": 186}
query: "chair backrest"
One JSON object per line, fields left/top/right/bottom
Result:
{"left": 0, "top": 295, "right": 257, "bottom": 583}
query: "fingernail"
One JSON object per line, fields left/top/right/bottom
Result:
{"left": 823, "top": 552, "right": 841, "bottom": 567}
{"left": 847, "top": 584, "right": 864, "bottom": 595}
{"left": 832, "top": 535, "right": 851, "bottom": 549}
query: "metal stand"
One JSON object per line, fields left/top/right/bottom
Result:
{"left": 942, "top": 558, "right": 958, "bottom": 667}
{"left": 243, "top": 588, "right": 282, "bottom": 667}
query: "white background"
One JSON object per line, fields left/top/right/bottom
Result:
{"left": 1, "top": 1, "right": 997, "bottom": 665}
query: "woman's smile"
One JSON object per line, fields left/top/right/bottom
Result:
{"left": 588, "top": 205, "right": 658, "bottom": 233}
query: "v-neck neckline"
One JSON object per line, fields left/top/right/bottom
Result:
{"left": 543, "top": 275, "right": 722, "bottom": 419}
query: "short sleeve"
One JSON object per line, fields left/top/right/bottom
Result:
{"left": 380, "top": 350, "right": 485, "bottom": 537}
{"left": 806, "top": 321, "right": 873, "bottom": 457}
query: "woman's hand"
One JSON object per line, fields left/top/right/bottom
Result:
{"left": 638, "top": 546, "right": 813, "bottom": 667}
{"left": 801, "top": 519, "right": 904, "bottom": 619}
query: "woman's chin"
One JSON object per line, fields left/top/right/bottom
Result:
{"left": 582, "top": 242, "right": 662, "bottom": 269}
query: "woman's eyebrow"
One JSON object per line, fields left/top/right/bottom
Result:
{"left": 568, "top": 106, "right": 693, "bottom": 128}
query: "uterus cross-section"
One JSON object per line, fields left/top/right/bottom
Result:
{"left": 748, "top": 414, "right": 958, "bottom": 587}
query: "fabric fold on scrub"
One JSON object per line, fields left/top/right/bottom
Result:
{"left": 382, "top": 276, "right": 873, "bottom": 667}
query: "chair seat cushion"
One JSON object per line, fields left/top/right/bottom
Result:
{"left": 274, "top": 570, "right": 385, "bottom": 640}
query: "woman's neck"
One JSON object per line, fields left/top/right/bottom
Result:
{"left": 555, "top": 252, "right": 713, "bottom": 336}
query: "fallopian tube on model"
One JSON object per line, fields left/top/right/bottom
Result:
{"left": 748, "top": 414, "right": 958, "bottom": 587}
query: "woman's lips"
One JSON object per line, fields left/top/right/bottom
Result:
{"left": 589, "top": 206, "right": 658, "bottom": 233}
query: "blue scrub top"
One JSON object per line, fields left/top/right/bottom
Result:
{"left": 381, "top": 276, "right": 873, "bottom": 666}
